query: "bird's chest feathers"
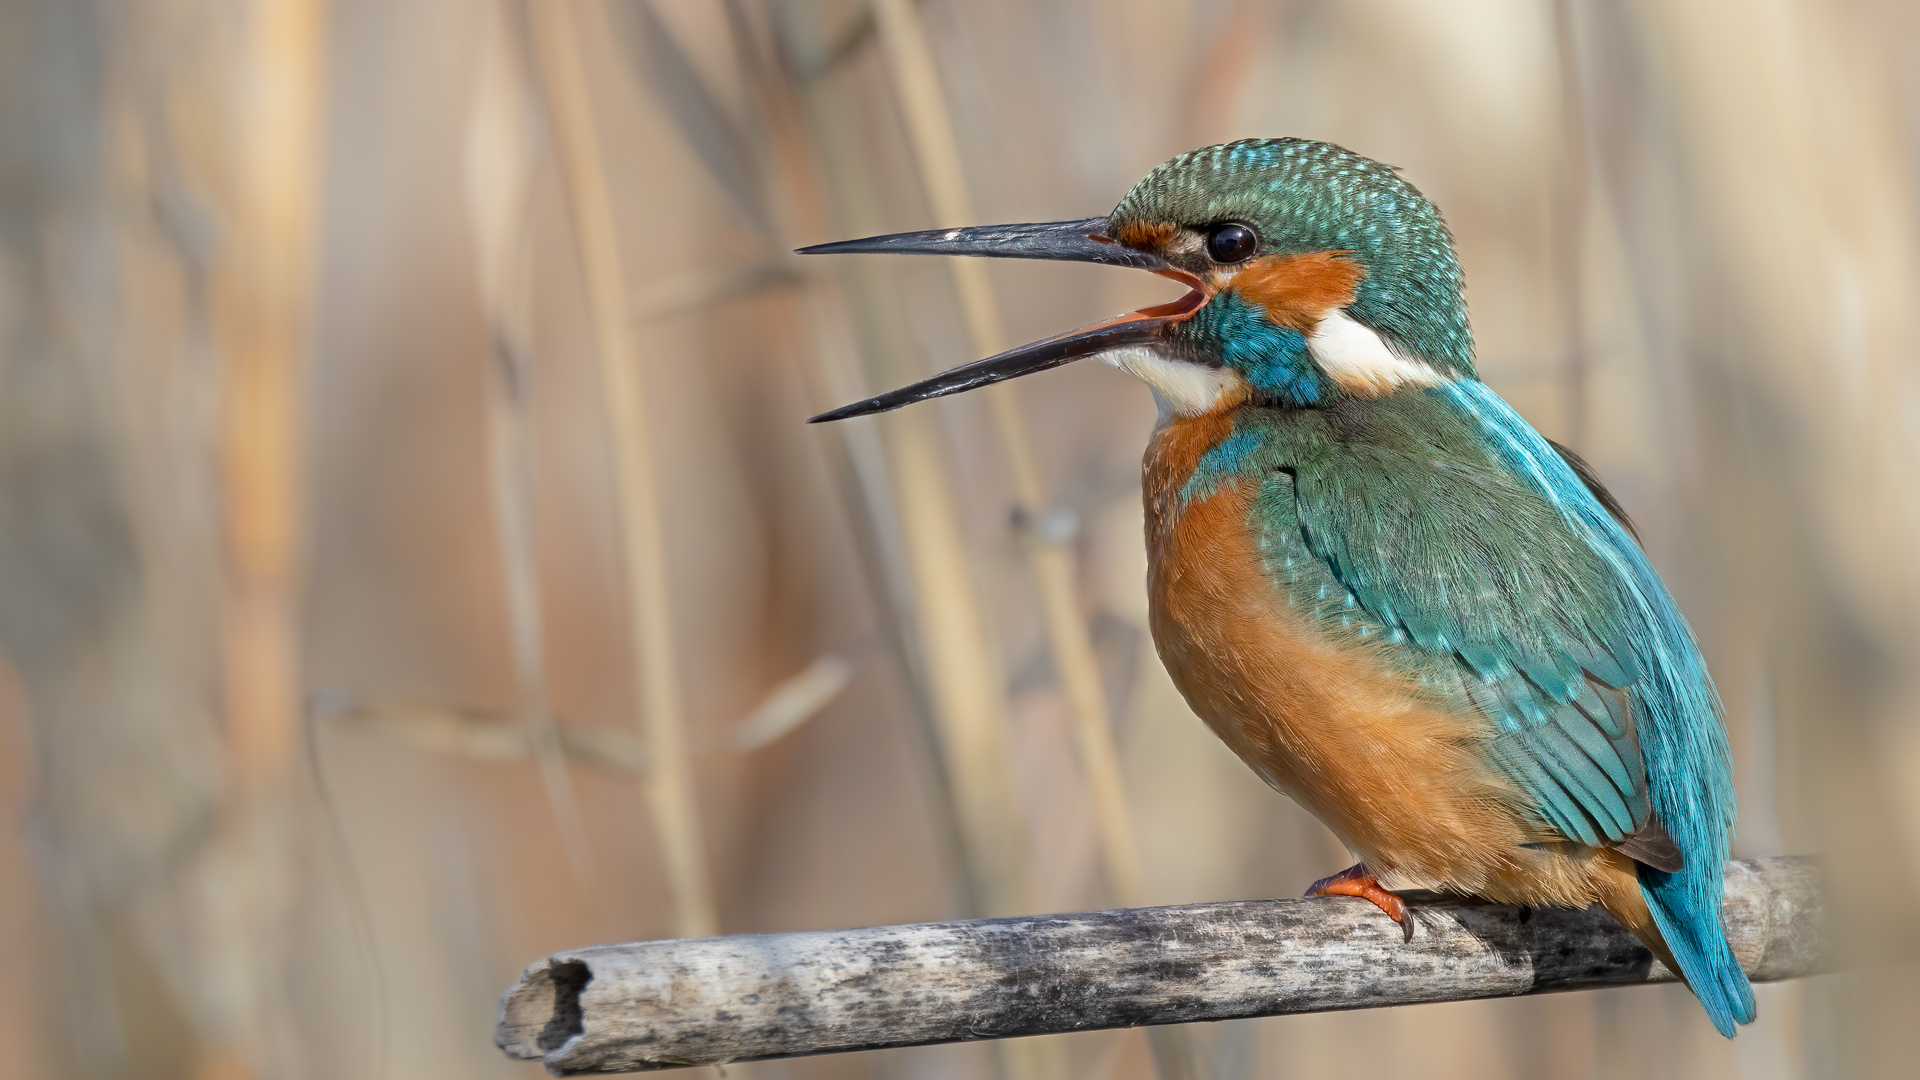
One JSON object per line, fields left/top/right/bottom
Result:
{"left": 1143, "top": 413, "right": 1369, "bottom": 796}
{"left": 1140, "top": 408, "right": 1503, "bottom": 863}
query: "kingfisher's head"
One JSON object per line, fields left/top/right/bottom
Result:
{"left": 805, "top": 139, "right": 1475, "bottom": 423}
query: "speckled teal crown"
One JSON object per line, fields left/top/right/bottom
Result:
{"left": 1109, "top": 139, "right": 1476, "bottom": 378}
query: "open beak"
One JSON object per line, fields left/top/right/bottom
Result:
{"left": 798, "top": 217, "right": 1203, "bottom": 422}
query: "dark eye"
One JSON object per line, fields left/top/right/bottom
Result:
{"left": 1206, "top": 222, "right": 1258, "bottom": 263}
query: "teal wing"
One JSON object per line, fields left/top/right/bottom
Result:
{"left": 1210, "top": 398, "right": 1674, "bottom": 864}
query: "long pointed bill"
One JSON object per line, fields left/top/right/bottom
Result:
{"left": 807, "top": 291, "right": 1205, "bottom": 422}
{"left": 801, "top": 217, "right": 1205, "bottom": 422}
{"left": 796, "top": 217, "right": 1169, "bottom": 271}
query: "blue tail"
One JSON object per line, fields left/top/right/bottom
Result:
{"left": 1442, "top": 382, "right": 1756, "bottom": 1036}
{"left": 1641, "top": 864, "right": 1756, "bottom": 1037}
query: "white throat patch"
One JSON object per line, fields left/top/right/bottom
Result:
{"left": 1099, "top": 345, "right": 1247, "bottom": 420}
{"left": 1307, "top": 309, "right": 1445, "bottom": 396}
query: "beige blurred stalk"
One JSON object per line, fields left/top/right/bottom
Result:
{"left": 526, "top": 0, "right": 718, "bottom": 941}
{"left": 879, "top": 419, "right": 1033, "bottom": 916}
{"left": 463, "top": 0, "right": 596, "bottom": 885}
{"left": 773, "top": 1, "right": 1037, "bottom": 925}
{"left": 204, "top": 1, "right": 329, "bottom": 1076}
{"left": 732, "top": 1, "right": 1007, "bottom": 927}
{"left": 214, "top": 0, "right": 325, "bottom": 795}
{"left": 868, "top": 0, "right": 1144, "bottom": 912}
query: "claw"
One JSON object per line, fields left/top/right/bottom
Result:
{"left": 1306, "top": 863, "right": 1413, "bottom": 942}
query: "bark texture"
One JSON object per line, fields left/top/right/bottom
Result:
{"left": 497, "top": 856, "right": 1823, "bottom": 1074}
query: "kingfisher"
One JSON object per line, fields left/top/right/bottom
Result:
{"left": 801, "top": 138, "right": 1754, "bottom": 1036}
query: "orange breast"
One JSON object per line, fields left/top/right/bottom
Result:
{"left": 1141, "top": 409, "right": 1621, "bottom": 906}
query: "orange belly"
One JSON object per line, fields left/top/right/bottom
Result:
{"left": 1142, "top": 409, "right": 1641, "bottom": 911}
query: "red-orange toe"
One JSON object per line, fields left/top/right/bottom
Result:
{"left": 1306, "top": 863, "right": 1412, "bottom": 941}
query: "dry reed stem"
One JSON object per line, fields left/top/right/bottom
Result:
{"left": 883, "top": 416, "right": 1033, "bottom": 916}
{"left": 206, "top": 3, "right": 330, "bottom": 1077}
{"left": 327, "top": 654, "right": 857, "bottom": 771}
{"left": 215, "top": 0, "right": 326, "bottom": 791}
{"left": 480, "top": 295, "right": 599, "bottom": 881}
{"left": 468, "top": 0, "right": 595, "bottom": 884}
{"left": 744, "top": 2, "right": 989, "bottom": 916}
{"left": 788, "top": 282, "right": 990, "bottom": 908}
{"left": 526, "top": 0, "right": 717, "bottom": 940}
{"left": 730, "top": 651, "right": 857, "bottom": 751}
{"left": 326, "top": 700, "right": 647, "bottom": 773}
{"left": 758, "top": 0, "right": 1031, "bottom": 926}
{"left": 792, "top": 288, "right": 992, "bottom": 910}
{"left": 869, "top": 0, "right": 1145, "bottom": 914}
{"left": 869, "top": 2, "right": 1182, "bottom": 1073}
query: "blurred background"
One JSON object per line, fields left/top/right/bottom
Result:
{"left": 2, "top": 0, "right": 1918, "bottom": 1077}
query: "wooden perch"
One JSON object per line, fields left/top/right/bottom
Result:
{"left": 496, "top": 856, "right": 1822, "bottom": 1074}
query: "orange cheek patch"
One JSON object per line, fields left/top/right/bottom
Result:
{"left": 1111, "top": 220, "right": 1176, "bottom": 249}
{"left": 1230, "top": 251, "right": 1368, "bottom": 332}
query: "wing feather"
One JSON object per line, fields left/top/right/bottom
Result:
{"left": 1223, "top": 396, "right": 1670, "bottom": 863}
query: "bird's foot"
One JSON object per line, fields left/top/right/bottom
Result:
{"left": 1306, "top": 863, "right": 1412, "bottom": 942}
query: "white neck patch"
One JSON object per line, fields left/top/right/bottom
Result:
{"left": 1099, "top": 345, "right": 1247, "bottom": 421}
{"left": 1307, "top": 309, "right": 1446, "bottom": 396}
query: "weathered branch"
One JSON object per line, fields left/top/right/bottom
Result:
{"left": 496, "top": 856, "right": 1822, "bottom": 1074}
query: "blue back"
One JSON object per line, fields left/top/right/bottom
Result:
{"left": 1445, "top": 380, "right": 1755, "bottom": 1035}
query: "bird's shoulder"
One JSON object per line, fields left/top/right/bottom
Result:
{"left": 1215, "top": 389, "right": 1640, "bottom": 693}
